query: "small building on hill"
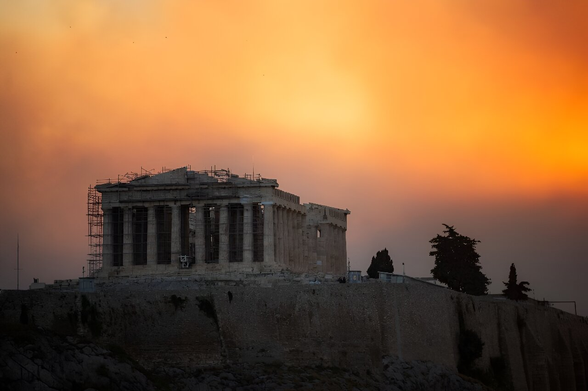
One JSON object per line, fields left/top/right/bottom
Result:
{"left": 378, "top": 272, "right": 446, "bottom": 288}
{"left": 92, "top": 167, "right": 350, "bottom": 278}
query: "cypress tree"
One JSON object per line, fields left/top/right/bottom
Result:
{"left": 430, "top": 224, "right": 490, "bottom": 295}
{"left": 502, "top": 263, "right": 531, "bottom": 301}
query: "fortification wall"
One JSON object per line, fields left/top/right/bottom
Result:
{"left": 2, "top": 283, "right": 588, "bottom": 390}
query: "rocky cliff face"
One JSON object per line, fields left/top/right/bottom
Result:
{"left": 0, "top": 329, "right": 489, "bottom": 391}
{"left": 1, "top": 282, "right": 587, "bottom": 390}
{"left": 1, "top": 328, "right": 152, "bottom": 391}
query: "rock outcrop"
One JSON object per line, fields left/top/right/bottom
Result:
{"left": 0, "top": 328, "right": 488, "bottom": 390}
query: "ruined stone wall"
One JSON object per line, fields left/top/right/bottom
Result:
{"left": 2, "top": 283, "right": 588, "bottom": 390}
{"left": 303, "top": 203, "right": 348, "bottom": 276}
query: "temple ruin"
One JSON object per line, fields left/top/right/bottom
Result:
{"left": 88, "top": 167, "right": 349, "bottom": 278}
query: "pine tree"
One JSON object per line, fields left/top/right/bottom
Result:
{"left": 430, "top": 224, "right": 490, "bottom": 295}
{"left": 367, "top": 248, "right": 394, "bottom": 278}
{"left": 502, "top": 263, "right": 530, "bottom": 301}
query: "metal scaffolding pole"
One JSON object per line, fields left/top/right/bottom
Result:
{"left": 87, "top": 186, "right": 103, "bottom": 277}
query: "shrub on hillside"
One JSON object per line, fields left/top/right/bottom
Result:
{"left": 458, "top": 329, "right": 484, "bottom": 373}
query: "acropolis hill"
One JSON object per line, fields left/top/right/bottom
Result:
{"left": 2, "top": 281, "right": 588, "bottom": 390}
{"left": 1, "top": 167, "right": 588, "bottom": 390}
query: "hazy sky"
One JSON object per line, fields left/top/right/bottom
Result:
{"left": 1, "top": 1, "right": 587, "bottom": 314}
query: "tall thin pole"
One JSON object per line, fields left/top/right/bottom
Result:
{"left": 16, "top": 234, "right": 20, "bottom": 290}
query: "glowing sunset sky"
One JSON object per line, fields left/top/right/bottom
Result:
{"left": 1, "top": 1, "right": 587, "bottom": 314}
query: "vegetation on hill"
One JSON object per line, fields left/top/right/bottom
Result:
{"left": 430, "top": 224, "right": 490, "bottom": 295}
{"left": 367, "top": 248, "right": 394, "bottom": 278}
{"left": 502, "top": 263, "right": 531, "bottom": 301}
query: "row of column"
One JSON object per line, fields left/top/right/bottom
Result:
{"left": 274, "top": 206, "right": 305, "bottom": 272}
{"left": 102, "top": 203, "right": 275, "bottom": 269}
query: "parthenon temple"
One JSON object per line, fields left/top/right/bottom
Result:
{"left": 90, "top": 167, "right": 350, "bottom": 278}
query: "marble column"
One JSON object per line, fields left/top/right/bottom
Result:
{"left": 262, "top": 202, "right": 274, "bottom": 264}
{"left": 286, "top": 209, "right": 293, "bottom": 268}
{"left": 147, "top": 206, "right": 157, "bottom": 265}
{"left": 282, "top": 209, "right": 287, "bottom": 266}
{"left": 303, "top": 221, "right": 309, "bottom": 269}
{"left": 292, "top": 211, "right": 297, "bottom": 268}
{"left": 286, "top": 209, "right": 295, "bottom": 269}
{"left": 274, "top": 206, "right": 280, "bottom": 263}
{"left": 195, "top": 206, "right": 205, "bottom": 264}
{"left": 219, "top": 204, "right": 229, "bottom": 264}
{"left": 276, "top": 207, "right": 282, "bottom": 264}
{"left": 171, "top": 205, "right": 181, "bottom": 265}
{"left": 102, "top": 207, "right": 113, "bottom": 269}
{"left": 311, "top": 224, "right": 319, "bottom": 271}
{"left": 342, "top": 227, "right": 348, "bottom": 274}
{"left": 123, "top": 207, "right": 133, "bottom": 266}
{"left": 243, "top": 203, "right": 253, "bottom": 264}
{"left": 280, "top": 208, "right": 288, "bottom": 265}
{"left": 292, "top": 212, "right": 298, "bottom": 270}
{"left": 296, "top": 212, "right": 305, "bottom": 271}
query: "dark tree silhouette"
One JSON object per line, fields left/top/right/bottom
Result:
{"left": 502, "top": 263, "right": 530, "bottom": 301}
{"left": 367, "top": 248, "right": 394, "bottom": 278}
{"left": 430, "top": 224, "right": 490, "bottom": 295}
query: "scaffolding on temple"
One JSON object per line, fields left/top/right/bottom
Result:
{"left": 87, "top": 186, "right": 103, "bottom": 277}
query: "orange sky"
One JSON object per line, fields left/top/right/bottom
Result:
{"left": 1, "top": 1, "right": 587, "bottom": 313}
